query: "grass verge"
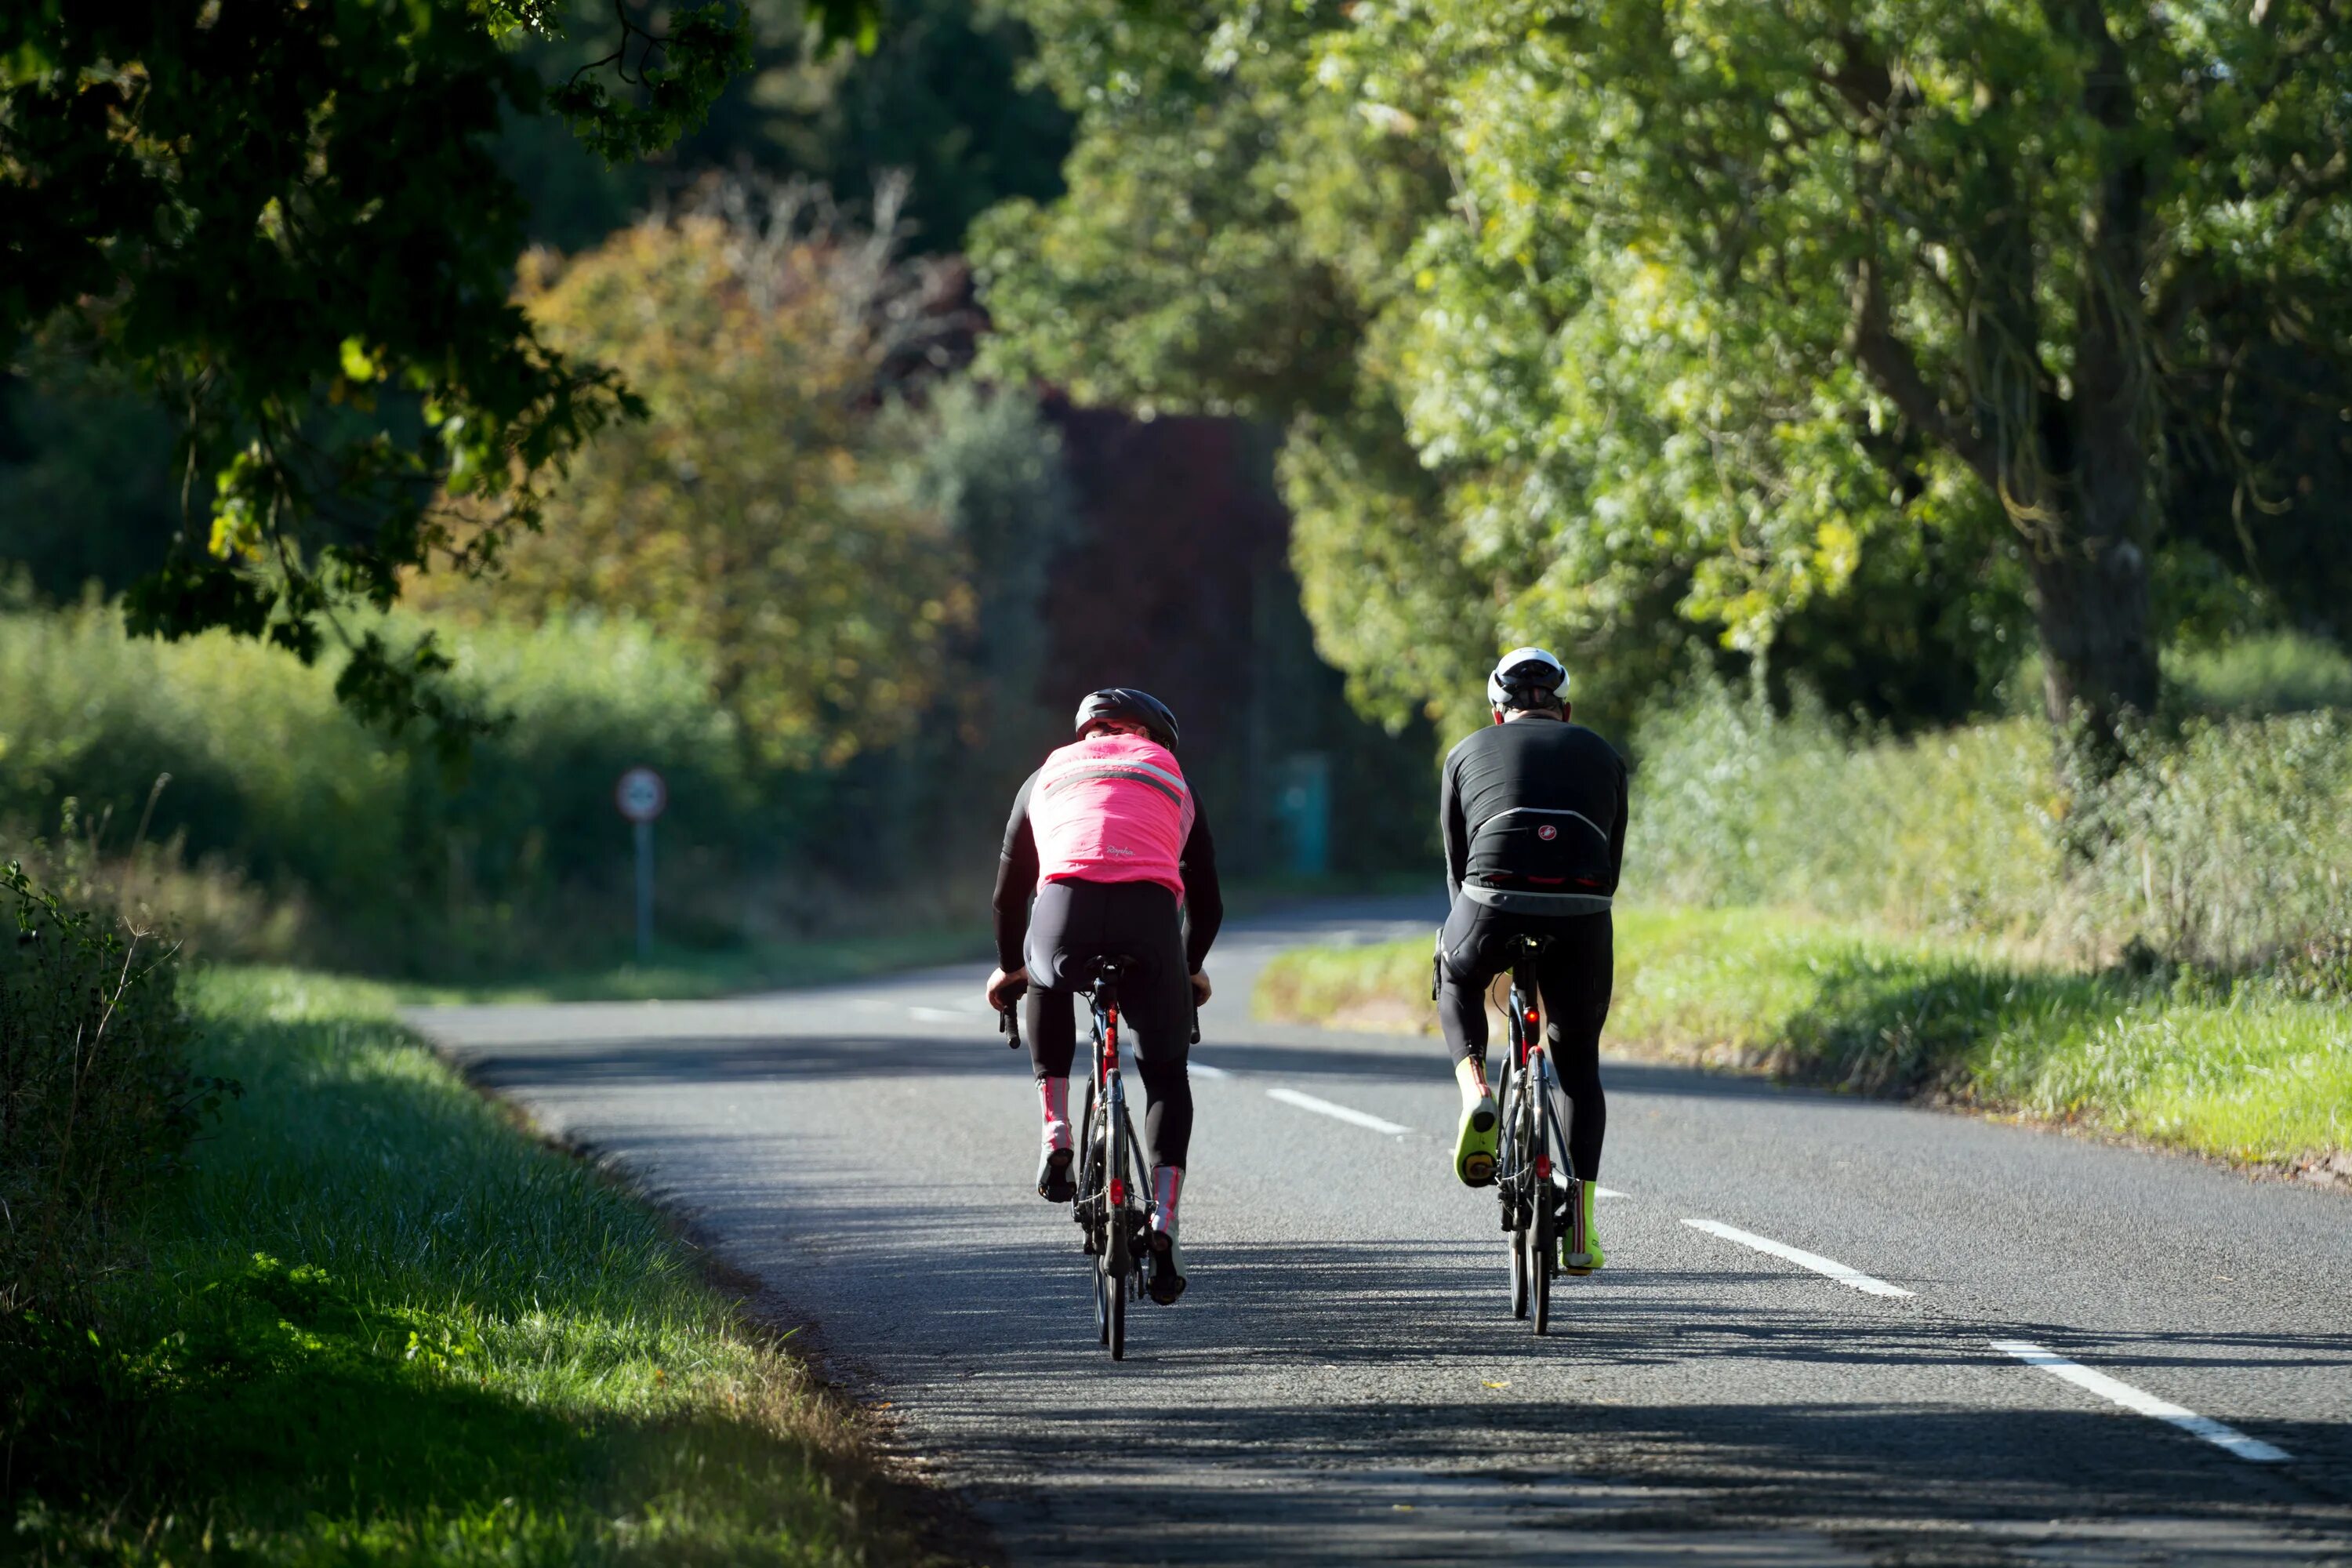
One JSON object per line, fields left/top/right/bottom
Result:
{"left": 4, "top": 966, "right": 968, "bottom": 1566}
{"left": 386, "top": 924, "right": 991, "bottom": 1005}
{"left": 1254, "top": 907, "right": 2352, "bottom": 1178}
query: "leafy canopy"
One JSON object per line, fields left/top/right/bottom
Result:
{"left": 979, "top": 0, "right": 2352, "bottom": 739}
{"left": 419, "top": 183, "right": 969, "bottom": 768}
{"left": 0, "top": 0, "right": 873, "bottom": 739}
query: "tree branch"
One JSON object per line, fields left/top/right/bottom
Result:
{"left": 1843, "top": 254, "right": 1999, "bottom": 490}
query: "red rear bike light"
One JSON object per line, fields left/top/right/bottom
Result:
{"left": 1534, "top": 1154, "right": 1552, "bottom": 1180}
{"left": 1109, "top": 1178, "right": 1127, "bottom": 1205}
{"left": 1524, "top": 1008, "right": 1539, "bottom": 1027}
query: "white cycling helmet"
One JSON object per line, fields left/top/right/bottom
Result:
{"left": 1486, "top": 647, "right": 1568, "bottom": 711}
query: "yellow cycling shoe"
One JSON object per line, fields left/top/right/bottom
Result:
{"left": 1560, "top": 1178, "right": 1604, "bottom": 1275}
{"left": 1453, "top": 1059, "right": 1497, "bottom": 1187}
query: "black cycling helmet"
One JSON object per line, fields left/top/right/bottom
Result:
{"left": 1074, "top": 688, "right": 1180, "bottom": 750}
{"left": 1486, "top": 647, "right": 1569, "bottom": 712}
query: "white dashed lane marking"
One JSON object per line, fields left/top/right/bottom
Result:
{"left": 1266, "top": 1087, "right": 1412, "bottom": 1136}
{"left": 1682, "top": 1218, "right": 1917, "bottom": 1299}
{"left": 1990, "top": 1340, "right": 2292, "bottom": 1464}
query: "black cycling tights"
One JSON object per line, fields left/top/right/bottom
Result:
{"left": 1023, "top": 879, "right": 1193, "bottom": 1171}
{"left": 1436, "top": 904, "right": 1612, "bottom": 1182}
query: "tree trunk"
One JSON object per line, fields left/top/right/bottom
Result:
{"left": 2031, "top": 0, "right": 2161, "bottom": 756}
{"left": 2029, "top": 528, "right": 2157, "bottom": 737}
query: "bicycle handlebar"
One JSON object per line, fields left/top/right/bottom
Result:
{"left": 995, "top": 979, "right": 1028, "bottom": 1049}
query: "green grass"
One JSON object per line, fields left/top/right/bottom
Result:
{"left": 4, "top": 967, "right": 953, "bottom": 1566}
{"left": 1255, "top": 907, "right": 2352, "bottom": 1174}
{"left": 382, "top": 924, "right": 991, "bottom": 1005}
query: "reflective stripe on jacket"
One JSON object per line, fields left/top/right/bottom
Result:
{"left": 1029, "top": 734, "right": 1194, "bottom": 898}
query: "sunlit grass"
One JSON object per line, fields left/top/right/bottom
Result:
{"left": 6, "top": 967, "right": 938, "bottom": 1566}
{"left": 1255, "top": 907, "right": 2351, "bottom": 1172}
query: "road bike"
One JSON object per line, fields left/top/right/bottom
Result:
{"left": 1491, "top": 935, "right": 1583, "bottom": 1334}
{"left": 1000, "top": 957, "right": 1157, "bottom": 1360}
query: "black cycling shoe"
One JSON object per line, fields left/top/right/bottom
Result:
{"left": 1145, "top": 1226, "right": 1187, "bottom": 1304}
{"left": 1036, "top": 1142, "right": 1075, "bottom": 1203}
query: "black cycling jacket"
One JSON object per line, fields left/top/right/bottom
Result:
{"left": 993, "top": 769, "right": 1224, "bottom": 975}
{"left": 1440, "top": 716, "right": 1629, "bottom": 907}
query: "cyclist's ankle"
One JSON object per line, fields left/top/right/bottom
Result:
{"left": 1151, "top": 1165, "right": 1183, "bottom": 1232}
{"left": 1038, "top": 1076, "right": 1070, "bottom": 1145}
{"left": 1454, "top": 1055, "right": 1491, "bottom": 1104}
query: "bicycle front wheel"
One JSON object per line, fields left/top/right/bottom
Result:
{"left": 1530, "top": 1180, "right": 1555, "bottom": 1334}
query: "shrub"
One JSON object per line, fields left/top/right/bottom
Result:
{"left": 1628, "top": 673, "right": 2352, "bottom": 969}
{"left": 0, "top": 604, "right": 758, "bottom": 972}
{"left": 0, "top": 865, "right": 227, "bottom": 1313}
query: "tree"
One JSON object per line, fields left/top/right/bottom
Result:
{"left": 0, "top": 1, "right": 870, "bottom": 735}
{"left": 500, "top": 0, "right": 1073, "bottom": 255}
{"left": 416, "top": 183, "right": 968, "bottom": 767}
{"left": 979, "top": 0, "right": 2352, "bottom": 750}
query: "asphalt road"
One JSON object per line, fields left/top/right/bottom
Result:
{"left": 410, "top": 898, "right": 2352, "bottom": 1566}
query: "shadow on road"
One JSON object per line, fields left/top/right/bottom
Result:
{"left": 465, "top": 1026, "right": 1910, "bottom": 1117}
{"left": 800, "top": 1234, "right": 2352, "bottom": 1544}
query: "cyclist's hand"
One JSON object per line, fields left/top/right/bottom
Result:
{"left": 1189, "top": 971, "right": 1213, "bottom": 1005}
{"left": 985, "top": 966, "right": 1029, "bottom": 1012}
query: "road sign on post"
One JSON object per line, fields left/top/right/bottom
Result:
{"left": 615, "top": 768, "right": 666, "bottom": 962}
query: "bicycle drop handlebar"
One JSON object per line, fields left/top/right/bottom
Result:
{"left": 992, "top": 976, "right": 1200, "bottom": 1048}
{"left": 996, "top": 979, "right": 1028, "bottom": 1049}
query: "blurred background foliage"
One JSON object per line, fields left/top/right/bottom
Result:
{"left": 975, "top": 0, "right": 2352, "bottom": 746}
{"left": 3, "top": 0, "right": 2349, "bottom": 982}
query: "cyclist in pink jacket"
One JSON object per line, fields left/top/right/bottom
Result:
{"left": 985, "top": 689, "right": 1222, "bottom": 1305}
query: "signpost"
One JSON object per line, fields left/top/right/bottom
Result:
{"left": 615, "top": 767, "right": 667, "bottom": 962}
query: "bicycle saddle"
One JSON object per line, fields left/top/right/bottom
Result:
{"left": 1074, "top": 954, "right": 1138, "bottom": 994}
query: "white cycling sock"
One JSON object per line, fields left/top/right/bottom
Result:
{"left": 1038, "top": 1076, "right": 1069, "bottom": 1147}
{"left": 1152, "top": 1165, "right": 1183, "bottom": 1234}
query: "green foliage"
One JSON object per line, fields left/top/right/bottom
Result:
{"left": 0, "top": 603, "right": 759, "bottom": 972}
{"left": 1254, "top": 906, "right": 2352, "bottom": 1171}
{"left": 696, "top": 0, "right": 1073, "bottom": 255}
{"left": 979, "top": 0, "right": 2352, "bottom": 741}
{"left": 427, "top": 187, "right": 967, "bottom": 768}
{"left": 1627, "top": 673, "right": 2352, "bottom": 970}
{"left": 880, "top": 377, "right": 1078, "bottom": 764}
{"left": 0, "top": 864, "right": 230, "bottom": 1315}
{"left": 969, "top": 5, "right": 1371, "bottom": 420}
{"left": 0, "top": 2, "right": 753, "bottom": 735}
{"left": 2165, "top": 631, "right": 2352, "bottom": 716}
{"left": 0, "top": 360, "right": 183, "bottom": 601}
{"left": 3, "top": 967, "right": 927, "bottom": 1563}
{"left": 545, "top": 4, "right": 755, "bottom": 164}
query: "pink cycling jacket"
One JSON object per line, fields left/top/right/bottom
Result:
{"left": 1029, "top": 733, "right": 1194, "bottom": 899}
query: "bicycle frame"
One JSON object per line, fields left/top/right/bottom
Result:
{"left": 1491, "top": 938, "right": 1577, "bottom": 1330}
{"left": 1070, "top": 961, "right": 1152, "bottom": 1356}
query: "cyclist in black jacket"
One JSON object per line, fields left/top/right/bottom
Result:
{"left": 1437, "top": 648, "right": 1627, "bottom": 1274}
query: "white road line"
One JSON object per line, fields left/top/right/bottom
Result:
{"left": 907, "top": 1006, "right": 971, "bottom": 1022}
{"left": 1682, "top": 1218, "right": 1916, "bottom": 1299}
{"left": 1990, "top": 1340, "right": 2291, "bottom": 1464}
{"left": 1595, "top": 1186, "right": 1628, "bottom": 1200}
{"left": 1191, "top": 1062, "right": 1232, "bottom": 1080}
{"left": 1266, "top": 1087, "right": 1411, "bottom": 1136}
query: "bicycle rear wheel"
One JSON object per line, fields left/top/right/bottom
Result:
{"left": 1105, "top": 1095, "right": 1131, "bottom": 1360}
{"left": 1102, "top": 1252, "right": 1124, "bottom": 1357}
{"left": 1509, "top": 1217, "right": 1531, "bottom": 1319}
